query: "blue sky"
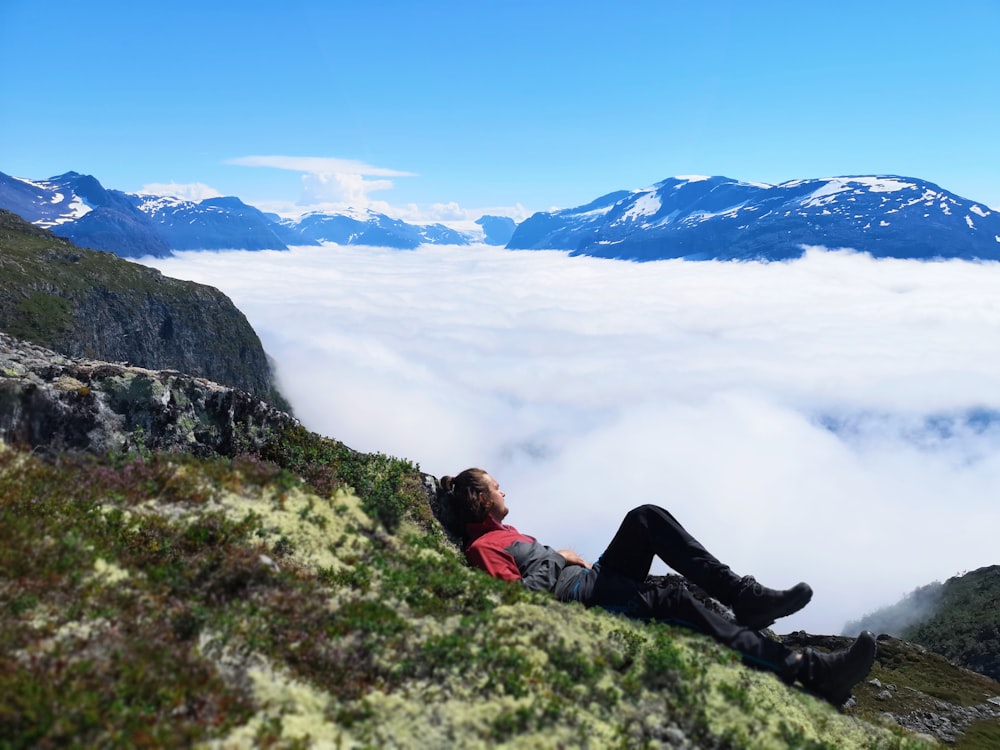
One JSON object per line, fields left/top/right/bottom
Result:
{"left": 2, "top": 0, "right": 998, "bottom": 221}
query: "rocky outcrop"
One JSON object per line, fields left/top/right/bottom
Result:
{"left": 0, "top": 209, "right": 286, "bottom": 406}
{"left": 0, "top": 331, "right": 439, "bottom": 527}
{"left": 0, "top": 333, "right": 295, "bottom": 458}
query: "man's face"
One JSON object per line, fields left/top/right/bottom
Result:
{"left": 482, "top": 473, "right": 508, "bottom": 521}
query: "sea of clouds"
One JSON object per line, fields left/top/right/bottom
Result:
{"left": 143, "top": 244, "right": 1000, "bottom": 634}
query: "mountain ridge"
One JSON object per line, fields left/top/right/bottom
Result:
{"left": 508, "top": 174, "right": 1000, "bottom": 261}
{"left": 5, "top": 169, "right": 1000, "bottom": 262}
{"left": 0, "top": 170, "right": 509, "bottom": 258}
{"left": 2, "top": 171, "right": 172, "bottom": 257}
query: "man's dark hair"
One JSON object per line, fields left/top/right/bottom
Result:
{"left": 439, "top": 467, "right": 491, "bottom": 525}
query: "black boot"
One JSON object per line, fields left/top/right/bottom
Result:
{"left": 732, "top": 575, "right": 813, "bottom": 630}
{"left": 797, "top": 631, "right": 877, "bottom": 706}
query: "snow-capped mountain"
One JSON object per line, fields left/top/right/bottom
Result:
{"left": 0, "top": 171, "right": 295, "bottom": 257}
{"left": 289, "top": 209, "right": 468, "bottom": 249}
{"left": 5, "top": 170, "right": 999, "bottom": 262}
{"left": 507, "top": 175, "right": 1000, "bottom": 261}
{"left": 0, "top": 171, "right": 489, "bottom": 257}
{"left": 0, "top": 171, "right": 171, "bottom": 257}
{"left": 130, "top": 193, "right": 290, "bottom": 251}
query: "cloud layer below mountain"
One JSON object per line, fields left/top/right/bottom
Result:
{"left": 143, "top": 244, "right": 1000, "bottom": 634}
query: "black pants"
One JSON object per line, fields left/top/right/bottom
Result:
{"left": 568, "top": 505, "right": 797, "bottom": 677}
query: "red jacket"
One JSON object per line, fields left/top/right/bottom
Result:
{"left": 463, "top": 515, "right": 588, "bottom": 598}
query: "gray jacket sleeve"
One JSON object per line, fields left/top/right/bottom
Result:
{"left": 507, "top": 540, "right": 568, "bottom": 594}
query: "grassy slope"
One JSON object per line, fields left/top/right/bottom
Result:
{"left": 0, "top": 432, "right": 931, "bottom": 749}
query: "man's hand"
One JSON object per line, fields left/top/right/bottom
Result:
{"left": 557, "top": 549, "right": 592, "bottom": 569}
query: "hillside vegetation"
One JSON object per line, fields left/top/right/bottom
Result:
{"left": 848, "top": 568, "right": 1000, "bottom": 684}
{"left": 2, "top": 340, "right": 998, "bottom": 747}
{"left": 1, "top": 437, "right": 934, "bottom": 749}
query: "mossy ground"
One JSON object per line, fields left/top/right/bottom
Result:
{"left": 0, "top": 437, "right": 935, "bottom": 748}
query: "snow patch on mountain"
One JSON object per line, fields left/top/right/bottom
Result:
{"left": 673, "top": 175, "right": 711, "bottom": 184}
{"left": 852, "top": 176, "right": 917, "bottom": 193}
{"left": 686, "top": 203, "right": 749, "bottom": 223}
{"left": 620, "top": 191, "right": 662, "bottom": 223}
{"left": 40, "top": 195, "right": 91, "bottom": 227}
{"left": 134, "top": 194, "right": 189, "bottom": 218}
{"left": 12, "top": 176, "right": 93, "bottom": 227}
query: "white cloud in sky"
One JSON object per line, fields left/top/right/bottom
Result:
{"left": 299, "top": 171, "right": 395, "bottom": 206}
{"left": 227, "top": 154, "right": 415, "bottom": 213}
{"left": 138, "top": 181, "right": 222, "bottom": 201}
{"left": 226, "top": 155, "right": 416, "bottom": 177}
{"left": 226, "top": 154, "right": 529, "bottom": 226}
{"left": 142, "top": 244, "right": 1000, "bottom": 636}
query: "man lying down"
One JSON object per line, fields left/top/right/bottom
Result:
{"left": 439, "top": 467, "right": 877, "bottom": 707}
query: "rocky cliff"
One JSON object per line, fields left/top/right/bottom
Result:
{"left": 0, "top": 209, "right": 286, "bottom": 407}
{"left": 3, "top": 334, "right": 1000, "bottom": 747}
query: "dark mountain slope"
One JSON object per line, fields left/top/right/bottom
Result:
{"left": 0, "top": 209, "right": 284, "bottom": 405}
{"left": 132, "top": 194, "right": 290, "bottom": 251}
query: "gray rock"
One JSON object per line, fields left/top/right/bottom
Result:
{"left": 663, "top": 725, "right": 687, "bottom": 746}
{"left": 0, "top": 332, "right": 295, "bottom": 458}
